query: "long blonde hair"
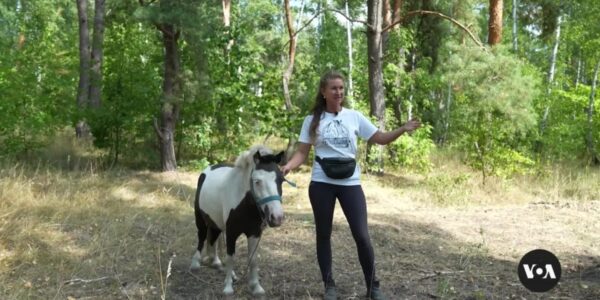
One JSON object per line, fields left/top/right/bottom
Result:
{"left": 309, "top": 71, "right": 346, "bottom": 142}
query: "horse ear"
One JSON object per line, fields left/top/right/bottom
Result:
{"left": 253, "top": 151, "right": 262, "bottom": 164}
{"left": 275, "top": 151, "right": 285, "bottom": 165}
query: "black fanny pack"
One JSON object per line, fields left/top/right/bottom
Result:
{"left": 315, "top": 156, "right": 356, "bottom": 179}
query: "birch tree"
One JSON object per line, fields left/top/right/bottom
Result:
{"left": 345, "top": 0, "right": 354, "bottom": 104}
{"left": 512, "top": 0, "right": 518, "bottom": 52}
{"left": 538, "top": 14, "right": 562, "bottom": 151}
{"left": 586, "top": 61, "right": 600, "bottom": 164}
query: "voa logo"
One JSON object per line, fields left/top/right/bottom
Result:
{"left": 522, "top": 264, "right": 557, "bottom": 279}
{"left": 518, "top": 249, "right": 561, "bottom": 292}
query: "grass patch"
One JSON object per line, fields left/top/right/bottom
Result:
{"left": 0, "top": 163, "right": 196, "bottom": 299}
{"left": 0, "top": 154, "right": 598, "bottom": 299}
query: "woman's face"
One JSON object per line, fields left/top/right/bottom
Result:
{"left": 321, "top": 78, "right": 344, "bottom": 110}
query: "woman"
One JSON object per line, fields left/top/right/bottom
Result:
{"left": 281, "top": 71, "right": 421, "bottom": 300}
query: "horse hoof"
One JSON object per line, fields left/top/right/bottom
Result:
{"left": 223, "top": 287, "right": 234, "bottom": 296}
{"left": 250, "top": 284, "right": 265, "bottom": 296}
{"left": 210, "top": 261, "right": 223, "bottom": 270}
{"left": 189, "top": 260, "right": 201, "bottom": 271}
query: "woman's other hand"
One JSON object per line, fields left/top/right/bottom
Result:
{"left": 402, "top": 118, "right": 421, "bottom": 133}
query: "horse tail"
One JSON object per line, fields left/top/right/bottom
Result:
{"left": 194, "top": 173, "right": 207, "bottom": 227}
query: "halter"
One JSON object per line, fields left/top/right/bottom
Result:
{"left": 249, "top": 169, "right": 282, "bottom": 206}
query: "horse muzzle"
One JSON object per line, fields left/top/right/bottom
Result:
{"left": 267, "top": 214, "right": 284, "bottom": 227}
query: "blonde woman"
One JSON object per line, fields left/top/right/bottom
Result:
{"left": 282, "top": 71, "right": 420, "bottom": 300}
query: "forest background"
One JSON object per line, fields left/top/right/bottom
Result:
{"left": 1, "top": 0, "right": 599, "bottom": 175}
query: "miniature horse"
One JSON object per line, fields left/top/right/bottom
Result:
{"left": 190, "top": 146, "right": 286, "bottom": 296}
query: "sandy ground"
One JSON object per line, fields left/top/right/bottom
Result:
{"left": 158, "top": 171, "right": 600, "bottom": 300}
{"left": 11, "top": 168, "right": 596, "bottom": 300}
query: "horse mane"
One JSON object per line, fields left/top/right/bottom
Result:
{"left": 234, "top": 145, "right": 273, "bottom": 170}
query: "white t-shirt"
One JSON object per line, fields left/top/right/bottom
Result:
{"left": 298, "top": 108, "right": 378, "bottom": 186}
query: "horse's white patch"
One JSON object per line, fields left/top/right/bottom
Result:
{"left": 251, "top": 169, "right": 284, "bottom": 226}
{"left": 197, "top": 166, "right": 248, "bottom": 229}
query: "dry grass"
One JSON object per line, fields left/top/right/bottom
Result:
{"left": 0, "top": 158, "right": 599, "bottom": 300}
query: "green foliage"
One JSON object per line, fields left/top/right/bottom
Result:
{"left": 541, "top": 86, "right": 599, "bottom": 160}
{"left": 466, "top": 145, "right": 536, "bottom": 178}
{"left": 176, "top": 0, "right": 290, "bottom": 164}
{"left": 387, "top": 124, "right": 435, "bottom": 173}
{"left": 81, "top": 8, "right": 162, "bottom": 166}
{"left": 0, "top": 0, "right": 77, "bottom": 156}
{"left": 314, "top": 11, "right": 347, "bottom": 72}
{"left": 1, "top": 0, "right": 597, "bottom": 173}
{"left": 441, "top": 44, "right": 542, "bottom": 177}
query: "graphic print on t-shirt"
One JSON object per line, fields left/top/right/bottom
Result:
{"left": 322, "top": 120, "right": 350, "bottom": 148}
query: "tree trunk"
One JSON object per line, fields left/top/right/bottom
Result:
{"left": 408, "top": 51, "right": 416, "bottom": 121}
{"left": 382, "top": 0, "right": 391, "bottom": 53}
{"left": 345, "top": 0, "right": 354, "bottom": 105}
{"left": 392, "top": 0, "right": 403, "bottom": 25}
{"left": 155, "top": 24, "right": 181, "bottom": 172}
{"left": 216, "top": 0, "right": 233, "bottom": 133}
{"left": 392, "top": 48, "right": 405, "bottom": 128}
{"left": 437, "top": 82, "right": 452, "bottom": 146}
{"left": 89, "top": 0, "right": 105, "bottom": 109}
{"left": 575, "top": 56, "right": 581, "bottom": 88}
{"left": 512, "top": 0, "right": 518, "bottom": 52}
{"left": 488, "top": 0, "right": 503, "bottom": 46}
{"left": 586, "top": 61, "right": 600, "bottom": 164}
{"left": 539, "top": 15, "right": 562, "bottom": 148}
{"left": 282, "top": 0, "right": 299, "bottom": 161}
{"left": 222, "top": 0, "right": 233, "bottom": 59}
{"left": 282, "top": 0, "right": 296, "bottom": 113}
{"left": 367, "top": 0, "right": 385, "bottom": 174}
{"left": 390, "top": 0, "right": 403, "bottom": 127}
{"left": 222, "top": 0, "right": 231, "bottom": 27}
{"left": 76, "top": 0, "right": 91, "bottom": 138}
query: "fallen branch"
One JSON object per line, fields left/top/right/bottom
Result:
{"left": 64, "top": 276, "right": 112, "bottom": 285}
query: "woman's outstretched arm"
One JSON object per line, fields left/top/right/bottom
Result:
{"left": 368, "top": 119, "right": 421, "bottom": 145}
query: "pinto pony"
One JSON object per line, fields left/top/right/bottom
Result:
{"left": 190, "top": 145, "right": 286, "bottom": 296}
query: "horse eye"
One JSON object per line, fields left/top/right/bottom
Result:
{"left": 254, "top": 180, "right": 261, "bottom": 185}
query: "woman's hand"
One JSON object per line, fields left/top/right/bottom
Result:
{"left": 401, "top": 118, "right": 421, "bottom": 133}
{"left": 281, "top": 164, "right": 293, "bottom": 176}
{"left": 280, "top": 142, "right": 312, "bottom": 176}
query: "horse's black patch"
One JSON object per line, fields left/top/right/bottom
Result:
{"left": 194, "top": 173, "right": 207, "bottom": 224}
{"left": 211, "top": 163, "right": 232, "bottom": 170}
{"left": 225, "top": 191, "right": 264, "bottom": 255}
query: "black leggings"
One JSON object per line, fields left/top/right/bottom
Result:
{"left": 308, "top": 181, "right": 379, "bottom": 289}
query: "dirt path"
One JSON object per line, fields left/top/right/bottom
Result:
{"left": 165, "top": 172, "right": 600, "bottom": 299}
